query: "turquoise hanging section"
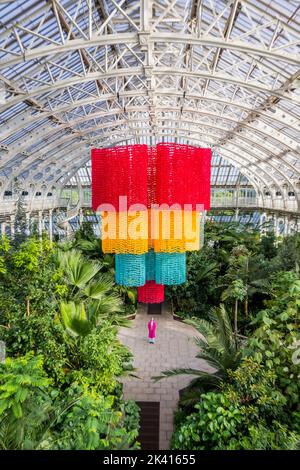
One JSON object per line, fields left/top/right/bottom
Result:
{"left": 145, "top": 250, "right": 156, "bottom": 281}
{"left": 155, "top": 252, "right": 186, "bottom": 285}
{"left": 115, "top": 254, "right": 146, "bottom": 286}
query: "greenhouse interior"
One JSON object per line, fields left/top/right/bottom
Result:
{"left": 0, "top": 0, "right": 300, "bottom": 455}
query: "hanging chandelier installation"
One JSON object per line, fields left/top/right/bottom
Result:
{"left": 91, "top": 143, "right": 211, "bottom": 303}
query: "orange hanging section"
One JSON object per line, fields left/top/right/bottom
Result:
{"left": 101, "top": 211, "right": 148, "bottom": 254}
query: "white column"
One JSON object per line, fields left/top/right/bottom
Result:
{"left": 284, "top": 216, "right": 289, "bottom": 237}
{"left": 79, "top": 208, "right": 83, "bottom": 226}
{"left": 49, "top": 209, "right": 53, "bottom": 242}
{"left": 10, "top": 214, "right": 15, "bottom": 238}
{"left": 25, "top": 212, "right": 30, "bottom": 236}
{"left": 234, "top": 208, "right": 239, "bottom": 222}
{"left": 66, "top": 222, "right": 70, "bottom": 239}
{"left": 38, "top": 211, "right": 42, "bottom": 238}
{"left": 1, "top": 222, "right": 7, "bottom": 236}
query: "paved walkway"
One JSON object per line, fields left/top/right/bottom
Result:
{"left": 118, "top": 304, "right": 212, "bottom": 450}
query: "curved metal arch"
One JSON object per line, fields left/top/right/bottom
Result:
{"left": 1, "top": 32, "right": 299, "bottom": 70}
{"left": 0, "top": 0, "right": 299, "bottom": 215}
{"left": 2, "top": 115, "right": 298, "bottom": 197}
{"left": 3, "top": 107, "right": 296, "bottom": 174}
{"left": 22, "top": 136, "right": 285, "bottom": 203}
{"left": 3, "top": 107, "right": 298, "bottom": 189}
{"left": 55, "top": 135, "right": 267, "bottom": 207}
{"left": 47, "top": 126, "right": 278, "bottom": 194}
{"left": 7, "top": 128, "right": 282, "bottom": 196}
{"left": 0, "top": 137, "right": 87, "bottom": 195}
{"left": 21, "top": 118, "right": 296, "bottom": 192}
{"left": 9, "top": 125, "right": 268, "bottom": 196}
{"left": 1, "top": 65, "right": 299, "bottom": 114}
{"left": 2, "top": 90, "right": 298, "bottom": 145}
{"left": 57, "top": 139, "right": 263, "bottom": 197}
{"left": 11, "top": 103, "right": 300, "bottom": 156}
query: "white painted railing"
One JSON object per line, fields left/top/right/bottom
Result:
{"left": 57, "top": 203, "right": 80, "bottom": 230}
{"left": 0, "top": 198, "right": 57, "bottom": 214}
{"left": 0, "top": 196, "right": 298, "bottom": 215}
{"left": 211, "top": 197, "right": 298, "bottom": 212}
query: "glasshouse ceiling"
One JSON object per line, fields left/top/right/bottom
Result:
{"left": 0, "top": 0, "right": 300, "bottom": 203}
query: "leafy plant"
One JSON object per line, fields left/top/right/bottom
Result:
{"left": 0, "top": 353, "right": 139, "bottom": 450}
{"left": 172, "top": 358, "right": 298, "bottom": 450}
{"left": 154, "top": 305, "right": 242, "bottom": 407}
{"left": 0, "top": 353, "right": 74, "bottom": 450}
{"left": 247, "top": 271, "right": 300, "bottom": 410}
{"left": 52, "top": 386, "right": 140, "bottom": 450}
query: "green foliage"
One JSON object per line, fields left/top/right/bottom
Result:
{"left": 276, "top": 233, "right": 300, "bottom": 271}
{"left": 0, "top": 354, "right": 139, "bottom": 450}
{"left": 57, "top": 249, "right": 102, "bottom": 289}
{"left": 123, "top": 400, "right": 140, "bottom": 434}
{"left": 74, "top": 221, "right": 96, "bottom": 243}
{"left": 60, "top": 301, "right": 93, "bottom": 337}
{"left": 0, "top": 238, "right": 68, "bottom": 383}
{"left": 0, "top": 235, "right": 140, "bottom": 450}
{"left": 222, "top": 278, "right": 247, "bottom": 303}
{"left": 236, "top": 423, "right": 299, "bottom": 450}
{"left": 172, "top": 358, "right": 298, "bottom": 450}
{"left": 260, "top": 231, "right": 277, "bottom": 259}
{"left": 0, "top": 353, "right": 57, "bottom": 449}
{"left": 154, "top": 305, "right": 242, "bottom": 409}
{"left": 13, "top": 189, "right": 28, "bottom": 246}
{"left": 248, "top": 271, "right": 300, "bottom": 410}
{"left": 12, "top": 237, "right": 52, "bottom": 271}
{"left": 0, "top": 353, "right": 51, "bottom": 419}
{"left": 166, "top": 222, "right": 262, "bottom": 320}
{"left": 51, "top": 386, "right": 140, "bottom": 450}
{"left": 166, "top": 249, "right": 219, "bottom": 318}
{"left": 172, "top": 392, "right": 244, "bottom": 450}
{"left": 0, "top": 235, "right": 10, "bottom": 274}
{"left": 69, "top": 325, "right": 131, "bottom": 394}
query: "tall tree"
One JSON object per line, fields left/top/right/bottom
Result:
{"left": 13, "top": 180, "right": 28, "bottom": 245}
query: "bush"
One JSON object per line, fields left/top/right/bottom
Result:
{"left": 0, "top": 353, "right": 140, "bottom": 450}
{"left": 172, "top": 358, "right": 298, "bottom": 450}
{"left": 51, "top": 385, "right": 140, "bottom": 450}
{"left": 248, "top": 271, "right": 300, "bottom": 410}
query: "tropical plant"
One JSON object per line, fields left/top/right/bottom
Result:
{"left": 0, "top": 353, "right": 78, "bottom": 450}
{"left": 221, "top": 278, "right": 247, "bottom": 339}
{"left": 13, "top": 180, "right": 28, "bottom": 246}
{"left": 171, "top": 358, "right": 298, "bottom": 450}
{"left": 57, "top": 249, "right": 126, "bottom": 327}
{"left": 154, "top": 305, "right": 242, "bottom": 407}
{"left": 51, "top": 385, "right": 140, "bottom": 450}
{"left": 166, "top": 249, "right": 219, "bottom": 318}
{"left": 0, "top": 235, "right": 10, "bottom": 274}
{"left": 0, "top": 353, "right": 139, "bottom": 450}
{"left": 0, "top": 237, "right": 68, "bottom": 383}
{"left": 74, "top": 220, "right": 96, "bottom": 243}
{"left": 247, "top": 271, "right": 300, "bottom": 410}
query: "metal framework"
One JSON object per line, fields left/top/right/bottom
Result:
{"left": 0, "top": 0, "right": 299, "bottom": 211}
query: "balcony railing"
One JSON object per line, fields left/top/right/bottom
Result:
{"left": 0, "top": 195, "right": 298, "bottom": 215}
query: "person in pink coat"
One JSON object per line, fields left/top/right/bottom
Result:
{"left": 148, "top": 317, "right": 157, "bottom": 344}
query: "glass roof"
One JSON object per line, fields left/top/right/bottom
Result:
{"left": 0, "top": 0, "right": 299, "bottom": 206}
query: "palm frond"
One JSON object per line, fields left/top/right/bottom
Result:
{"left": 60, "top": 301, "right": 92, "bottom": 337}
{"left": 83, "top": 274, "right": 114, "bottom": 299}
{"left": 58, "top": 249, "right": 102, "bottom": 288}
{"left": 152, "top": 368, "right": 213, "bottom": 382}
{"left": 155, "top": 303, "right": 242, "bottom": 398}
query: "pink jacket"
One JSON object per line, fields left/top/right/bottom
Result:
{"left": 148, "top": 320, "right": 157, "bottom": 339}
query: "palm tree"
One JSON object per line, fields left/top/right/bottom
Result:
{"left": 57, "top": 249, "right": 128, "bottom": 330}
{"left": 153, "top": 305, "right": 242, "bottom": 407}
{"left": 221, "top": 278, "right": 247, "bottom": 340}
